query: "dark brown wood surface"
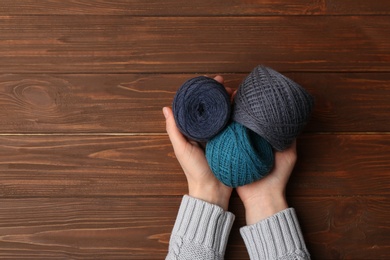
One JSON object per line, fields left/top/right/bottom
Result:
{"left": 0, "top": 197, "right": 388, "bottom": 259}
{"left": 0, "top": 134, "right": 389, "bottom": 197}
{"left": 1, "top": 16, "right": 389, "bottom": 73}
{"left": 0, "top": 73, "right": 389, "bottom": 133}
{"left": 0, "top": 1, "right": 389, "bottom": 259}
{"left": 1, "top": 0, "right": 390, "bottom": 15}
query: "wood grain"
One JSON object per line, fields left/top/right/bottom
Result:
{"left": 0, "top": 1, "right": 388, "bottom": 259}
{"left": 0, "top": 134, "right": 388, "bottom": 197}
{"left": 1, "top": 16, "right": 389, "bottom": 73}
{"left": 292, "top": 197, "right": 390, "bottom": 259}
{"left": 0, "top": 73, "right": 389, "bottom": 133}
{"left": 0, "top": 0, "right": 326, "bottom": 15}
{"left": 1, "top": 0, "right": 390, "bottom": 15}
{"left": 325, "top": 0, "right": 390, "bottom": 15}
{"left": 0, "top": 197, "right": 176, "bottom": 259}
{"left": 0, "top": 196, "right": 388, "bottom": 259}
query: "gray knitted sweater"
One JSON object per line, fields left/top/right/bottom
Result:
{"left": 166, "top": 195, "right": 310, "bottom": 260}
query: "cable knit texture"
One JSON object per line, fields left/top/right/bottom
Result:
{"left": 167, "top": 197, "right": 310, "bottom": 259}
{"left": 240, "top": 208, "right": 311, "bottom": 260}
{"left": 166, "top": 195, "right": 235, "bottom": 260}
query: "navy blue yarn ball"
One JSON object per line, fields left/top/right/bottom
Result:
{"left": 172, "top": 76, "right": 231, "bottom": 142}
{"left": 206, "top": 122, "right": 274, "bottom": 188}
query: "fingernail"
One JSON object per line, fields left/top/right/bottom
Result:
{"left": 162, "top": 107, "right": 168, "bottom": 119}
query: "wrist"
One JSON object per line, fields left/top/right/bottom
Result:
{"left": 189, "top": 184, "right": 232, "bottom": 211}
{"left": 243, "top": 193, "right": 288, "bottom": 225}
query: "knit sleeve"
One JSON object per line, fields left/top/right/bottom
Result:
{"left": 166, "top": 195, "right": 235, "bottom": 260}
{"left": 240, "top": 208, "right": 310, "bottom": 260}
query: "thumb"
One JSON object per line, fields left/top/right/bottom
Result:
{"left": 163, "top": 107, "right": 187, "bottom": 152}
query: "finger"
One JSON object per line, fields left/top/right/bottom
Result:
{"left": 163, "top": 107, "right": 188, "bottom": 152}
{"left": 282, "top": 140, "right": 297, "bottom": 153}
{"left": 213, "top": 75, "right": 234, "bottom": 103}
{"left": 231, "top": 89, "right": 238, "bottom": 101}
{"left": 213, "top": 75, "right": 224, "bottom": 84}
{"left": 211, "top": 75, "right": 235, "bottom": 99}
{"left": 190, "top": 140, "right": 206, "bottom": 151}
{"left": 274, "top": 140, "right": 297, "bottom": 169}
{"left": 225, "top": 87, "right": 234, "bottom": 96}
{"left": 275, "top": 140, "right": 297, "bottom": 156}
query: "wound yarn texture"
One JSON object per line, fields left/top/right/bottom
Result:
{"left": 172, "top": 76, "right": 231, "bottom": 142}
{"left": 172, "top": 66, "right": 313, "bottom": 187}
{"left": 206, "top": 122, "right": 274, "bottom": 188}
{"left": 232, "top": 66, "right": 314, "bottom": 151}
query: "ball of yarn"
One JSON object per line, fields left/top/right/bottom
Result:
{"left": 206, "top": 122, "right": 274, "bottom": 188}
{"left": 233, "top": 66, "right": 314, "bottom": 151}
{"left": 172, "top": 76, "right": 231, "bottom": 142}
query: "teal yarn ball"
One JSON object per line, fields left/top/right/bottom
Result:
{"left": 206, "top": 122, "right": 274, "bottom": 188}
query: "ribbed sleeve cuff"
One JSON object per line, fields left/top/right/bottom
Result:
{"left": 240, "top": 208, "right": 310, "bottom": 260}
{"left": 170, "top": 195, "right": 235, "bottom": 256}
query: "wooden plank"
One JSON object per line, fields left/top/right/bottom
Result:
{"left": 0, "top": 73, "right": 389, "bottom": 133}
{"left": 292, "top": 134, "right": 390, "bottom": 196}
{"left": 289, "top": 72, "right": 390, "bottom": 133}
{"left": 1, "top": 0, "right": 390, "bottom": 15}
{"left": 0, "top": 74, "right": 172, "bottom": 133}
{"left": 0, "top": 135, "right": 183, "bottom": 197}
{"left": 0, "top": 0, "right": 326, "bottom": 15}
{"left": 291, "top": 197, "right": 390, "bottom": 259}
{"left": 1, "top": 16, "right": 389, "bottom": 73}
{"left": 0, "top": 134, "right": 389, "bottom": 197}
{"left": 0, "top": 197, "right": 176, "bottom": 259}
{"left": 0, "top": 196, "right": 388, "bottom": 259}
{"left": 326, "top": 0, "right": 390, "bottom": 15}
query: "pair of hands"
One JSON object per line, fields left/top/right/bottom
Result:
{"left": 163, "top": 76, "right": 297, "bottom": 225}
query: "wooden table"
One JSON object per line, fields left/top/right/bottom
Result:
{"left": 0, "top": 1, "right": 389, "bottom": 259}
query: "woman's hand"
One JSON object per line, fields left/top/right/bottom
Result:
{"left": 163, "top": 76, "right": 233, "bottom": 211}
{"left": 236, "top": 141, "right": 297, "bottom": 225}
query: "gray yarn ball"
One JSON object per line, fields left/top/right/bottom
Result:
{"left": 232, "top": 66, "right": 314, "bottom": 151}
